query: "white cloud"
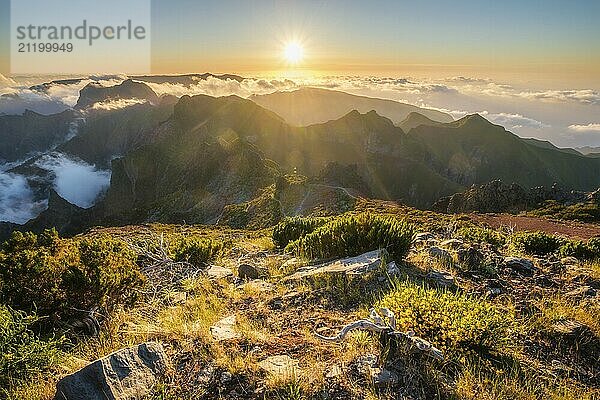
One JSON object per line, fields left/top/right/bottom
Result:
{"left": 90, "top": 98, "right": 148, "bottom": 111}
{"left": 568, "top": 123, "right": 600, "bottom": 133}
{"left": 0, "top": 170, "right": 46, "bottom": 223}
{"left": 35, "top": 153, "right": 111, "bottom": 208}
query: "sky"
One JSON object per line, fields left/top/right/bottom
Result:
{"left": 148, "top": 0, "right": 600, "bottom": 85}
{"left": 0, "top": 0, "right": 599, "bottom": 147}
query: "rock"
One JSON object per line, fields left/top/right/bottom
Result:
{"left": 258, "top": 355, "right": 299, "bottom": 378}
{"left": 440, "top": 239, "right": 463, "bottom": 249}
{"left": 427, "top": 246, "right": 452, "bottom": 261}
{"left": 238, "top": 263, "right": 260, "bottom": 280}
{"left": 560, "top": 256, "right": 579, "bottom": 266}
{"left": 210, "top": 315, "right": 240, "bottom": 341}
{"left": 281, "top": 257, "right": 301, "bottom": 270}
{"left": 386, "top": 261, "right": 400, "bottom": 276}
{"left": 206, "top": 265, "right": 233, "bottom": 279}
{"left": 552, "top": 319, "right": 587, "bottom": 337}
{"left": 54, "top": 342, "right": 167, "bottom": 400}
{"left": 426, "top": 270, "right": 456, "bottom": 288}
{"left": 566, "top": 285, "right": 596, "bottom": 299}
{"left": 503, "top": 256, "right": 535, "bottom": 275}
{"left": 456, "top": 246, "right": 484, "bottom": 270}
{"left": 284, "top": 250, "right": 385, "bottom": 281}
{"left": 369, "top": 367, "right": 398, "bottom": 386}
{"left": 414, "top": 232, "right": 434, "bottom": 242}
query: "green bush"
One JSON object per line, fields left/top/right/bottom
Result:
{"left": 0, "top": 230, "right": 144, "bottom": 321}
{"left": 272, "top": 216, "right": 329, "bottom": 249}
{"left": 286, "top": 213, "right": 413, "bottom": 261}
{"left": 0, "top": 305, "right": 62, "bottom": 386}
{"left": 377, "top": 280, "right": 515, "bottom": 354}
{"left": 559, "top": 237, "right": 600, "bottom": 260}
{"left": 457, "top": 226, "right": 506, "bottom": 248}
{"left": 511, "top": 231, "right": 562, "bottom": 255}
{"left": 171, "top": 237, "right": 222, "bottom": 266}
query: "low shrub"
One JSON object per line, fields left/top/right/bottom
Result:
{"left": 457, "top": 225, "right": 506, "bottom": 248}
{"left": 377, "top": 279, "right": 516, "bottom": 355}
{"left": 511, "top": 231, "right": 562, "bottom": 255}
{"left": 0, "top": 305, "right": 62, "bottom": 386}
{"left": 559, "top": 237, "right": 600, "bottom": 261}
{"left": 171, "top": 237, "right": 222, "bottom": 266}
{"left": 272, "top": 216, "right": 329, "bottom": 249}
{"left": 286, "top": 213, "right": 413, "bottom": 261}
{"left": 0, "top": 230, "right": 145, "bottom": 321}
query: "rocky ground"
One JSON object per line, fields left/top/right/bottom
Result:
{"left": 5, "top": 203, "right": 600, "bottom": 400}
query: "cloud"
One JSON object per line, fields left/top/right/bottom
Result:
{"left": 35, "top": 153, "right": 111, "bottom": 208}
{"left": 90, "top": 98, "right": 148, "bottom": 111}
{"left": 568, "top": 123, "right": 600, "bottom": 133}
{"left": 515, "top": 89, "right": 600, "bottom": 105}
{"left": 482, "top": 112, "right": 550, "bottom": 130}
{"left": 0, "top": 170, "right": 46, "bottom": 223}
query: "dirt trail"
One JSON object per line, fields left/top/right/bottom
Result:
{"left": 468, "top": 213, "right": 600, "bottom": 240}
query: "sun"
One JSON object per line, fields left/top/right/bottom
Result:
{"left": 283, "top": 42, "right": 304, "bottom": 64}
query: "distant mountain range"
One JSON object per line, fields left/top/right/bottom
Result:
{"left": 251, "top": 87, "right": 454, "bottom": 126}
{"left": 2, "top": 75, "right": 600, "bottom": 238}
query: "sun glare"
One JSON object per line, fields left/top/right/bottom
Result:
{"left": 284, "top": 42, "right": 304, "bottom": 64}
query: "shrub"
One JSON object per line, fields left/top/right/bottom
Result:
{"left": 457, "top": 226, "right": 506, "bottom": 248}
{"left": 511, "top": 231, "right": 562, "bottom": 255}
{"left": 272, "top": 216, "right": 329, "bottom": 248}
{"left": 559, "top": 237, "right": 600, "bottom": 261}
{"left": 377, "top": 280, "right": 515, "bottom": 354}
{"left": 0, "top": 230, "right": 144, "bottom": 321}
{"left": 171, "top": 237, "right": 222, "bottom": 266}
{"left": 0, "top": 305, "right": 62, "bottom": 386}
{"left": 286, "top": 213, "right": 413, "bottom": 261}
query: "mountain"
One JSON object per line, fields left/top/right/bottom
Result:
{"left": 250, "top": 87, "right": 454, "bottom": 126}
{"left": 407, "top": 114, "right": 600, "bottom": 190}
{"left": 522, "top": 138, "right": 581, "bottom": 156}
{"left": 75, "top": 80, "right": 159, "bottom": 109}
{"left": 576, "top": 146, "right": 600, "bottom": 157}
{"left": 398, "top": 112, "right": 444, "bottom": 132}
{"left": 0, "top": 110, "right": 76, "bottom": 163}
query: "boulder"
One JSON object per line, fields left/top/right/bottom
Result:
{"left": 238, "top": 263, "right": 261, "bottom": 280}
{"left": 210, "top": 315, "right": 240, "bottom": 341}
{"left": 284, "top": 250, "right": 385, "bottom": 281}
{"left": 54, "top": 342, "right": 167, "bottom": 400}
{"left": 258, "top": 355, "right": 299, "bottom": 378}
{"left": 440, "top": 239, "right": 463, "bottom": 249}
{"left": 426, "top": 270, "right": 456, "bottom": 288}
{"left": 206, "top": 265, "right": 233, "bottom": 279}
{"left": 427, "top": 246, "right": 452, "bottom": 261}
{"left": 503, "top": 256, "right": 536, "bottom": 275}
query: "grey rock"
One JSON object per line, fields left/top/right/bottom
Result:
{"left": 238, "top": 263, "right": 260, "bottom": 280}
{"left": 54, "top": 342, "right": 167, "bottom": 400}
{"left": 369, "top": 367, "right": 399, "bottom": 386}
{"left": 427, "top": 246, "right": 452, "bottom": 261}
{"left": 258, "top": 355, "right": 299, "bottom": 377}
{"left": 206, "top": 265, "right": 233, "bottom": 279}
{"left": 566, "top": 285, "right": 596, "bottom": 299}
{"left": 503, "top": 256, "right": 535, "bottom": 275}
{"left": 284, "top": 250, "right": 384, "bottom": 281}
{"left": 210, "top": 315, "right": 240, "bottom": 341}
{"left": 426, "top": 270, "right": 456, "bottom": 288}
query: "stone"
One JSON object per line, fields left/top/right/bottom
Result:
{"left": 440, "top": 239, "right": 464, "bottom": 249}
{"left": 427, "top": 246, "right": 452, "bottom": 261}
{"left": 560, "top": 256, "right": 579, "bottom": 266}
{"left": 414, "top": 232, "right": 434, "bottom": 242}
{"left": 503, "top": 256, "right": 535, "bottom": 275}
{"left": 284, "top": 250, "right": 384, "bottom": 281}
{"left": 238, "top": 263, "right": 260, "bottom": 280}
{"left": 552, "top": 319, "right": 587, "bottom": 337}
{"left": 386, "top": 261, "right": 400, "bottom": 276}
{"left": 206, "top": 265, "right": 233, "bottom": 279}
{"left": 258, "top": 355, "right": 299, "bottom": 378}
{"left": 54, "top": 342, "right": 167, "bottom": 400}
{"left": 426, "top": 270, "right": 456, "bottom": 288}
{"left": 369, "top": 367, "right": 399, "bottom": 386}
{"left": 210, "top": 315, "right": 240, "bottom": 341}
